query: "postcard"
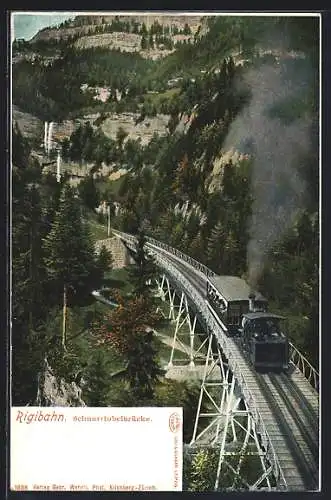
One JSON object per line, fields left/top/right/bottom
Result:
{"left": 9, "top": 10, "right": 320, "bottom": 492}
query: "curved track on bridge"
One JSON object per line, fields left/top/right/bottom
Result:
{"left": 113, "top": 230, "right": 320, "bottom": 491}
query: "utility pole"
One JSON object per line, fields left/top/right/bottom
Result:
{"left": 62, "top": 283, "right": 67, "bottom": 351}
{"left": 107, "top": 203, "right": 111, "bottom": 237}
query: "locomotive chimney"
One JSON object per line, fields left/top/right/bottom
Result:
{"left": 249, "top": 292, "right": 256, "bottom": 312}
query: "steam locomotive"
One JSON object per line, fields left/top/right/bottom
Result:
{"left": 205, "top": 275, "right": 289, "bottom": 371}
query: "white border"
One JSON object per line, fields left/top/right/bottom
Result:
{"left": 9, "top": 11, "right": 322, "bottom": 491}
{"left": 318, "top": 12, "right": 322, "bottom": 492}
{"left": 12, "top": 11, "right": 321, "bottom": 16}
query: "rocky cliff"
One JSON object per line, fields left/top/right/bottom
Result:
{"left": 36, "top": 358, "right": 86, "bottom": 407}
{"left": 29, "top": 14, "right": 206, "bottom": 57}
{"left": 31, "top": 14, "right": 203, "bottom": 43}
{"left": 74, "top": 14, "right": 203, "bottom": 30}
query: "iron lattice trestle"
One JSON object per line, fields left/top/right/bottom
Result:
{"left": 155, "top": 274, "right": 279, "bottom": 490}
{"left": 110, "top": 230, "right": 319, "bottom": 491}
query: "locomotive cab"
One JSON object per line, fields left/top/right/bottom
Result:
{"left": 240, "top": 312, "right": 289, "bottom": 371}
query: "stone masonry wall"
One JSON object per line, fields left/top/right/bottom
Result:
{"left": 95, "top": 236, "right": 133, "bottom": 269}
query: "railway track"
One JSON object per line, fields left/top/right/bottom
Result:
{"left": 255, "top": 371, "right": 319, "bottom": 490}
{"left": 149, "top": 244, "right": 320, "bottom": 490}
{"left": 116, "top": 232, "right": 320, "bottom": 490}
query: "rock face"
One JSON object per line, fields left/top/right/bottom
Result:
{"left": 30, "top": 24, "right": 92, "bottom": 43}
{"left": 36, "top": 358, "right": 86, "bottom": 407}
{"left": 13, "top": 105, "right": 169, "bottom": 149}
{"left": 74, "top": 32, "right": 141, "bottom": 51}
{"left": 208, "top": 149, "right": 250, "bottom": 193}
{"left": 12, "top": 105, "right": 43, "bottom": 139}
{"left": 74, "top": 32, "right": 175, "bottom": 59}
{"left": 31, "top": 15, "right": 203, "bottom": 44}
{"left": 28, "top": 15, "right": 207, "bottom": 59}
{"left": 74, "top": 14, "right": 203, "bottom": 32}
{"left": 45, "top": 112, "right": 170, "bottom": 146}
{"left": 101, "top": 112, "right": 170, "bottom": 146}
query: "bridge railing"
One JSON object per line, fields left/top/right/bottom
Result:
{"left": 289, "top": 343, "right": 319, "bottom": 391}
{"left": 112, "top": 229, "right": 289, "bottom": 488}
{"left": 233, "top": 364, "right": 288, "bottom": 490}
{"left": 147, "top": 236, "right": 215, "bottom": 278}
{"left": 152, "top": 252, "right": 287, "bottom": 490}
{"left": 112, "top": 228, "right": 215, "bottom": 278}
{"left": 112, "top": 229, "right": 319, "bottom": 393}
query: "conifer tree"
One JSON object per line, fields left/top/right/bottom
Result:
{"left": 223, "top": 230, "right": 239, "bottom": 275}
{"left": 85, "top": 348, "right": 112, "bottom": 406}
{"left": 206, "top": 221, "right": 226, "bottom": 274}
{"left": 189, "top": 232, "right": 205, "bottom": 262}
{"left": 94, "top": 295, "right": 163, "bottom": 400}
{"left": 116, "top": 126, "right": 128, "bottom": 150}
{"left": 12, "top": 130, "right": 48, "bottom": 404}
{"left": 12, "top": 179, "right": 46, "bottom": 404}
{"left": 92, "top": 245, "right": 114, "bottom": 290}
{"left": 78, "top": 174, "right": 100, "bottom": 211}
{"left": 43, "top": 184, "right": 97, "bottom": 349}
{"left": 128, "top": 229, "right": 157, "bottom": 300}
{"left": 141, "top": 34, "right": 148, "bottom": 50}
{"left": 12, "top": 123, "right": 31, "bottom": 169}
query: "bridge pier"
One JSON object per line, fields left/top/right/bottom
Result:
{"left": 155, "top": 275, "right": 207, "bottom": 370}
{"left": 112, "top": 230, "right": 319, "bottom": 492}
{"left": 190, "top": 331, "right": 274, "bottom": 491}
{"left": 154, "top": 273, "right": 274, "bottom": 489}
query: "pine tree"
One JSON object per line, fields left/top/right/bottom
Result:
{"left": 116, "top": 126, "right": 128, "bottom": 150}
{"left": 12, "top": 130, "right": 49, "bottom": 404}
{"left": 12, "top": 123, "right": 31, "bottom": 169}
{"left": 141, "top": 34, "right": 148, "bottom": 50}
{"left": 81, "top": 122, "right": 94, "bottom": 161}
{"left": 206, "top": 221, "right": 226, "bottom": 274}
{"left": 85, "top": 348, "right": 112, "bottom": 406}
{"left": 97, "top": 244, "right": 114, "bottom": 272}
{"left": 13, "top": 182, "right": 44, "bottom": 327}
{"left": 189, "top": 232, "right": 205, "bottom": 262}
{"left": 183, "top": 23, "right": 191, "bottom": 35}
{"left": 172, "top": 153, "right": 190, "bottom": 195}
{"left": 222, "top": 161, "right": 238, "bottom": 200}
{"left": 140, "top": 22, "right": 148, "bottom": 35}
{"left": 78, "top": 174, "right": 100, "bottom": 210}
{"left": 92, "top": 245, "right": 114, "bottom": 290}
{"left": 128, "top": 229, "right": 157, "bottom": 300}
{"left": 126, "top": 326, "right": 161, "bottom": 400}
{"left": 12, "top": 179, "right": 46, "bottom": 404}
{"left": 43, "top": 184, "right": 97, "bottom": 349}
{"left": 69, "top": 124, "right": 83, "bottom": 162}
{"left": 94, "top": 295, "right": 163, "bottom": 401}
{"left": 223, "top": 230, "right": 239, "bottom": 275}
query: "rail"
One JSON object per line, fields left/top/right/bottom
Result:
{"left": 110, "top": 229, "right": 321, "bottom": 489}
{"left": 152, "top": 251, "right": 287, "bottom": 490}
{"left": 112, "top": 228, "right": 215, "bottom": 278}
{"left": 111, "top": 228, "right": 319, "bottom": 393}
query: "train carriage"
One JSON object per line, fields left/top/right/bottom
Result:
{"left": 206, "top": 275, "right": 267, "bottom": 336}
{"left": 206, "top": 275, "right": 289, "bottom": 371}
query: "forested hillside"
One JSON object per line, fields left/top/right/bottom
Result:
{"left": 106, "top": 17, "right": 319, "bottom": 365}
{"left": 12, "top": 13, "right": 319, "bottom": 411}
